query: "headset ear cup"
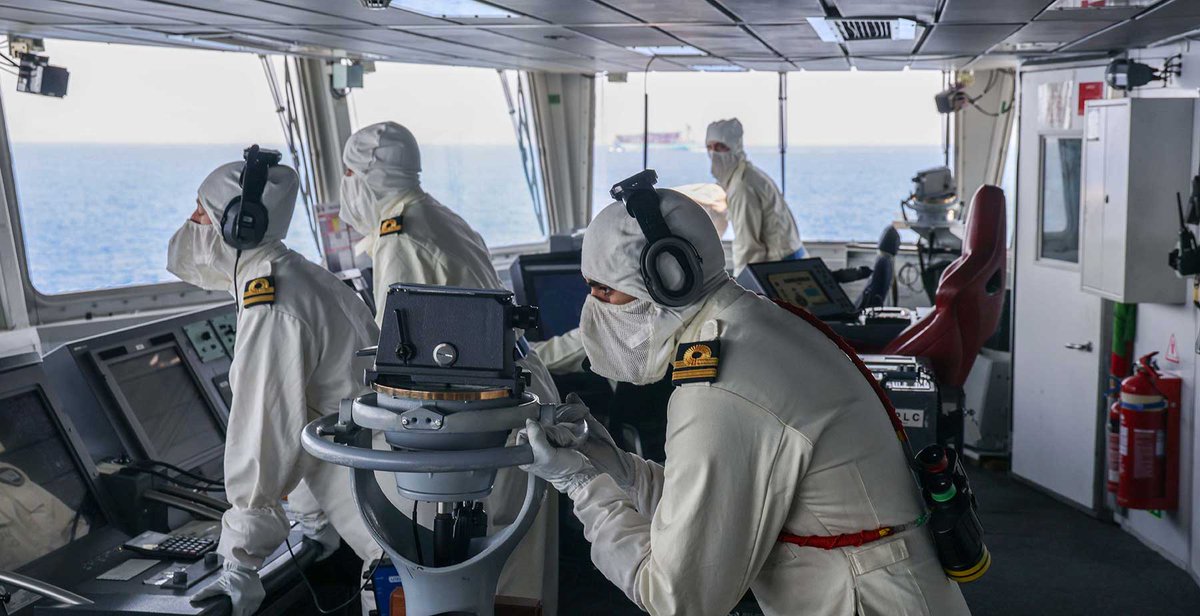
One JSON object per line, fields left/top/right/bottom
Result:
{"left": 641, "top": 235, "right": 705, "bottom": 307}
{"left": 220, "top": 196, "right": 241, "bottom": 247}
{"left": 220, "top": 197, "right": 269, "bottom": 250}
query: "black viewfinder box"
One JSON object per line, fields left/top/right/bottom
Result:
{"left": 373, "top": 284, "right": 537, "bottom": 390}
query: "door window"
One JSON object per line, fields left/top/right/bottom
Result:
{"left": 1039, "top": 136, "right": 1083, "bottom": 263}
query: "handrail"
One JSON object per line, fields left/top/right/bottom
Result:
{"left": 0, "top": 570, "right": 93, "bottom": 607}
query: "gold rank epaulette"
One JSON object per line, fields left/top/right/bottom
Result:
{"left": 243, "top": 276, "right": 276, "bottom": 308}
{"left": 671, "top": 340, "right": 721, "bottom": 385}
{"left": 379, "top": 215, "right": 404, "bottom": 237}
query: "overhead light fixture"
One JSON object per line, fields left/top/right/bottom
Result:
{"left": 359, "top": 0, "right": 391, "bottom": 9}
{"left": 807, "top": 17, "right": 919, "bottom": 43}
{"left": 627, "top": 45, "right": 707, "bottom": 57}
{"left": 1049, "top": 0, "right": 1156, "bottom": 9}
{"left": 169, "top": 32, "right": 330, "bottom": 56}
{"left": 690, "top": 64, "right": 746, "bottom": 72}
{"left": 390, "top": 0, "right": 519, "bottom": 18}
{"left": 996, "top": 41, "right": 1066, "bottom": 52}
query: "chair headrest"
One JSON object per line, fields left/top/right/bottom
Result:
{"left": 964, "top": 185, "right": 1006, "bottom": 256}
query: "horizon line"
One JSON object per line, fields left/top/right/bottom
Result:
{"left": 11, "top": 140, "right": 942, "bottom": 148}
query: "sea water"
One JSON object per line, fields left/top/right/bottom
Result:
{"left": 10, "top": 143, "right": 941, "bottom": 295}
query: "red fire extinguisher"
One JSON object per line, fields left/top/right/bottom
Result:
{"left": 1107, "top": 395, "right": 1120, "bottom": 494}
{"left": 1117, "top": 353, "right": 1168, "bottom": 508}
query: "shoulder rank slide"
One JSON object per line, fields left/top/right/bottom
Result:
{"left": 379, "top": 215, "right": 404, "bottom": 237}
{"left": 672, "top": 340, "right": 721, "bottom": 385}
{"left": 243, "top": 276, "right": 276, "bottom": 308}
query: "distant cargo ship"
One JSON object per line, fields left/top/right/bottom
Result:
{"left": 610, "top": 130, "right": 697, "bottom": 152}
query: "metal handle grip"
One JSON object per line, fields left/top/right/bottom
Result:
{"left": 1064, "top": 342, "right": 1093, "bottom": 352}
{"left": 302, "top": 414, "right": 534, "bottom": 472}
{"left": 0, "top": 570, "right": 93, "bottom": 607}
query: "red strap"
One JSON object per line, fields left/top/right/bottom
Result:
{"left": 778, "top": 527, "right": 896, "bottom": 550}
{"left": 770, "top": 300, "right": 917, "bottom": 550}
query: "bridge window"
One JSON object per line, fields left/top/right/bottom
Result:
{"left": 593, "top": 69, "right": 945, "bottom": 243}
{"left": 1, "top": 40, "right": 318, "bottom": 295}
{"left": 348, "top": 64, "right": 546, "bottom": 248}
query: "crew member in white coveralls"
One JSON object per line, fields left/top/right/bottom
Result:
{"left": 520, "top": 185, "right": 971, "bottom": 616}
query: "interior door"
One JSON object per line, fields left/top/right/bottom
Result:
{"left": 1011, "top": 67, "right": 1109, "bottom": 512}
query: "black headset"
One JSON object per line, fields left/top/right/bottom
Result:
{"left": 609, "top": 169, "right": 705, "bottom": 307}
{"left": 220, "top": 145, "right": 283, "bottom": 250}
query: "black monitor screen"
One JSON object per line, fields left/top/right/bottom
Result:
{"left": 106, "top": 345, "right": 223, "bottom": 468}
{"left": 741, "top": 258, "right": 857, "bottom": 321}
{"left": 0, "top": 389, "right": 101, "bottom": 570}
{"left": 528, "top": 270, "right": 590, "bottom": 339}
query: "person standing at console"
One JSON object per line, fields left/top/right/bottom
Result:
{"left": 339, "top": 121, "right": 560, "bottom": 610}
{"left": 706, "top": 118, "right": 805, "bottom": 275}
{"left": 167, "top": 154, "right": 382, "bottom": 616}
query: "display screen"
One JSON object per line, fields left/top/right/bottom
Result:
{"left": 767, "top": 271, "right": 832, "bottom": 308}
{"left": 528, "top": 270, "right": 590, "bottom": 339}
{"left": 0, "top": 389, "right": 100, "bottom": 570}
{"left": 106, "top": 345, "right": 223, "bottom": 467}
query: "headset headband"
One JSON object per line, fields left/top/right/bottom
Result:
{"left": 240, "top": 144, "right": 282, "bottom": 207}
{"left": 611, "top": 169, "right": 667, "bottom": 240}
{"left": 221, "top": 144, "right": 283, "bottom": 250}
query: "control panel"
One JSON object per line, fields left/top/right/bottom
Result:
{"left": 182, "top": 312, "right": 238, "bottom": 364}
{"left": 183, "top": 321, "right": 224, "bottom": 363}
{"left": 861, "top": 355, "right": 941, "bottom": 452}
{"left": 210, "top": 312, "right": 237, "bottom": 357}
{"left": 44, "top": 304, "right": 238, "bottom": 475}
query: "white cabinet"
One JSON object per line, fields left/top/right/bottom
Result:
{"left": 1080, "top": 98, "right": 1193, "bottom": 304}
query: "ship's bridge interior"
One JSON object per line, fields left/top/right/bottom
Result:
{"left": 2, "top": 1, "right": 1200, "bottom": 616}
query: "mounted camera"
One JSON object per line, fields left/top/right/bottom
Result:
{"left": 1105, "top": 56, "right": 1182, "bottom": 91}
{"left": 15, "top": 53, "right": 69, "bottom": 98}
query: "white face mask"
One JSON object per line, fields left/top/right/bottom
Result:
{"left": 338, "top": 173, "right": 377, "bottom": 237}
{"left": 166, "top": 220, "right": 236, "bottom": 292}
{"left": 709, "top": 150, "right": 740, "bottom": 186}
{"left": 580, "top": 295, "right": 681, "bottom": 385}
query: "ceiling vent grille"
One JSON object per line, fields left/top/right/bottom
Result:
{"left": 839, "top": 19, "right": 891, "bottom": 41}
{"left": 807, "top": 17, "right": 918, "bottom": 43}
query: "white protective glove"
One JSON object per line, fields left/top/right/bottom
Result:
{"left": 190, "top": 561, "right": 266, "bottom": 616}
{"left": 549, "top": 393, "right": 636, "bottom": 493}
{"left": 297, "top": 516, "right": 341, "bottom": 562}
{"left": 518, "top": 419, "right": 598, "bottom": 496}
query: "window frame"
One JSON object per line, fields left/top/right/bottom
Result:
{"left": 346, "top": 63, "right": 550, "bottom": 248}
{"left": 0, "top": 98, "right": 239, "bottom": 326}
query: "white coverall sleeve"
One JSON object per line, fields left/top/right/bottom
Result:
{"left": 625, "top": 454, "right": 665, "bottom": 516}
{"left": 728, "top": 184, "right": 768, "bottom": 275}
{"left": 531, "top": 328, "right": 588, "bottom": 375}
{"left": 571, "top": 387, "right": 807, "bottom": 616}
{"left": 218, "top": 309, "right": 318, "bottom": 569}
{"left": 371, "top": 235, "right": 453, "bottom": 320}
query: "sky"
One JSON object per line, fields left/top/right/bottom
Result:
{"left": 2, "top": 39, "right": 943, "bottom": 147}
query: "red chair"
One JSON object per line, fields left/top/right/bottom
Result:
{"left": 883, "top": 185, "right": 1007, "bottom": 388}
